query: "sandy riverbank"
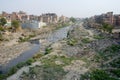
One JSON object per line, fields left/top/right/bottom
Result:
{"left": 0, "top": 42, "right": 32, "bottom": 65}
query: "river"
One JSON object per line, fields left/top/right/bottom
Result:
{"left": 0, "top": 25, "right": 71, "bottom": 74}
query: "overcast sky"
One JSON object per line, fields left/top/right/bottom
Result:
{"left": 0, "top": 0, "right": 120, "bottom": 18}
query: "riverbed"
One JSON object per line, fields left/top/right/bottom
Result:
{"left": 0, "top": 25, "right": 71, "bottom": 74}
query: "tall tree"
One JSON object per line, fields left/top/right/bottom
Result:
{"left": 11, "top": 20, "right": 20, "bottom": 32}
{"left": 102, "top": 23, "right": 113, "bottom": 33}
{"left": 11, "top": 20, "right": 20, "bottom": 28}
{"left": 0, "top": 18, "right": 7, "bottom": 26}
{"left": 70, "top": 17, "right": 76, "bottom": 23}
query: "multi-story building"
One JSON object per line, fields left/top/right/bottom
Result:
{"left": 59, "top": 15, "right": 67, "bottom": 23}
{"left": 2, "top": 11, "right": 29, "bottom": 22}
{"left": 94, "top": 12, "right": 120, "bottom": 27}
{"left": 103, "top": 12, "right": 114, "bottom": 25}
{"left": 93, "top": 12, "right": 120, "bottom": 38}
{"left": 21, "top": 20, "right": 46, "bottom": 29}
{"left": 39, "top": 13, "right": 58, "bottom": 24}
{"left": 1, "top": 11, "right": 67, "bottom": 29}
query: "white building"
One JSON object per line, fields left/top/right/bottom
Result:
{"left": 4, "top": 21, "right": 11, "bottom": 27}
{"left": 21, "top": 20, "right": 46, "bottom": 29}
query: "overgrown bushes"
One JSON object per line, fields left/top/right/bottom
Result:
{"left": 81, "top": 69, "right": 118, "bottom": 80}
{"left": 67, "top": 38, "right": 78, "bottom": 46}
{"left": 45, "top": 47, "right": 52, "bottom": 55}
{"left": 81, "top": 38, "right": 91, "bottom": 43}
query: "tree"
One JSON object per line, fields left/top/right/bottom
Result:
{"left": 11, "top": 20, "right": 20, "bottom": 32}
{"left": 102, "top": 23, "right": 113, "bottom": 33}
{"left": 106, "top": 24, "right": 113, "bottom": 33}
{"left": 0, "top": 18, "right": 7, "bottom": 26}
{"left": 70, "top": 17, "right": 76, "bottom": 23}
{"left": 11, "top": 20, "right": 20, "bottom": 29}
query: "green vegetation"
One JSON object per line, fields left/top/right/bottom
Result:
{"left": 41, "top": 55, "right": 75, "bottom": 67}
{"left": 33, "top": 53, "right": 43, "bottom": 60}
{"left": 11, "top": 20, "right": 20, "bottom": 31}
{"left": 70, "top": 17, "right": 76, "bottom": 23}
{"left": 56, "top": 22, "right": 70, "bottom": 29}
{"left": 0, "top": 33, "right": 4, "bottom": 41}
{"left": 27, "top": 64, "right": 67, "bottom": 80}
{"left": 95, "top": 44, "right": 120, "bottom": 62}
{"left": 0, "top": 53, "right": 43, "bottom": 80}
{"left": 45, "top": 47, "right": 52, "bottom": 55}
{"left": 0, "top": 26, "right": 5, "bottom": 31}
{"left": 21, "top": 55, "right": 77, "bottom": 80}
{"left": 101, "top": 23, "right": 113, "bottom": 33}
{"left": 89, "top": 44, "right": 120, "bottom": 80}
{"left": 18, "top": 34, "right": 36, "bottom": 42}
{"left": 18, "top": 37, "right": 30, "bottom": 42}
{"left": 67, "top": 38, "right": 78, "bottom": 46}
{"left": 81, "top": 38, "right": 91, "bottom": 43}
{"left": 110, "top": 69, "right": 120, "bottom": 77}
{"left": 103, "top": 44, "right": 120, "bottom": 53}
{"left": 28, "top": 34, "right": 36, "bottom": 38}
{"left": 81, "top": 69, "right": 118, "bottom": 80}
{"left": 108, "top": 57, "right": 120, "bottom": 68}
{"left": 93, "top": 34, "right": 105, "bottom": 39}
{"left": 0, "top": 18, "right": 7, "bottom": 26}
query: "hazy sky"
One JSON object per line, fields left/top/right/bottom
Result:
{"left": 0, "top": 0, "right": 120, "bottom": 18}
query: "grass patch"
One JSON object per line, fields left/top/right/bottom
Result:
{"left": 67, "top": 38, "right": 78, "bottom": 46}
{"left": 81, "top": 69, "right": 118, "bottom": 80}
{"left": 110, "top": 69, "right": 120, "bottom": 77}
{"left": 81, "top": 38, "right": 91, "bottom": 43}
{"left": 45, "top": 47, "right": 53, "bottom": 55}
{"left": 104, "top": 44, "right": 120, "bottom": 53}
{"left": 41, "top": 55, "right": 75, "bottom": 67}
{"left": 0, "top": 33, "right": 4, "bottom": 41}
{"left": 26, "top": 64, "right": 67, "bottom": 80}
{"left": 93, "top": 34, "right": 105, "bottom": 39}
{"left": 18, "top": 34, "right": 36, "bottom": 42}
{"left": 55, "top": 22, "right": 70, "bottom": 30}
{"left": 22, "top": 55, "right": 75, "bottom": 80}
{"left": 95, "top": 44, "right": 120, "bottom": 61}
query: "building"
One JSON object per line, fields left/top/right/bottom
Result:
{"left": 94, "top": 12, "right": 120, "bottom": 27}
{"left": 21, "top": 20, "right": 46, "bottom": 29}
{"left": 2, "top": 11, "right": 29, "bottom": 22}
{"left": 93, "top": 12, "right": 120, "bottom": 38}
{"left": 39, "top": 13, "right": 58, "bottom": 24}
{"left": 59, "top": 15, "right": 67, "bottom": 22}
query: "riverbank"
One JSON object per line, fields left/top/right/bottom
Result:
{"left": 0, "top": 22, "right": 72, "bottom": 79}
{"left": 0, "top": 42, "right": 32, "bottom": 65}
{"left": 8, "top": 21, "right": 120, "bottom": 80}
{"left": 0, "top": 22, "right": 71, "bottom": 65}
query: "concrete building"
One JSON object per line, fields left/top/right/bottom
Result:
{"left": 39, "top": 13, "right": 58, "bottom": 24}
{"left": 21, "top": 20, "right": 46, "bottom": 29}
{"left": 59, "top": 15, "right": 67, "bottom": 22}
{"left": 94, "top": 12, "right": 120, "bottom": 27}
{"left": 2, "top": 11, "right": 29, "bottom": 22}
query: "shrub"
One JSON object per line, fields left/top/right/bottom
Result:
{"left": 93, "top": 34, "right": 105, "bottom": 39}
{"left": 25, "top": 58, "right": 35, "bottom": 65}
{"left": 0, "top": 18, "right": 7, "bottom": 26}
{"left": 0, "top": 34, "right": 4, "bottom": 41}
{"left": 81, "top": 69, "right": 118, "bottom": 80}
{"left": 81, "top": 38, "right": 91, "bottom": 43}
{"left": 45, "top": 47, "right": 52, "bottom": 55}
{"left": 67, "top": 38, "right": 77, "bottom": 46}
